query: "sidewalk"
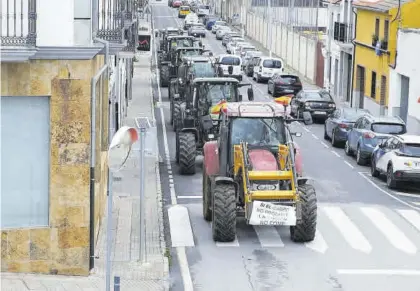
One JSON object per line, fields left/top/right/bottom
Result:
{"left": 0, "top": 55, "right": 169, "bottom": 291}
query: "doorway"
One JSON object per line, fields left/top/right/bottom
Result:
{"left": 356, "top": 65, "right": 365, "bottom": 108}
{"left": 400, "top": 75, "right": 410, "bottom": 123}
{"left": 346, "top": 54, "right": 352, "bottom": 102}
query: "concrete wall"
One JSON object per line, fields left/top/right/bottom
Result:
{"left": 389, "top": 29, "right": 420, "bottom": 135}
{"left": 245, "top": 12, "right": 319, "bottom": 83}
{"left": 0, "top": 56, "right": 109, "bottom": 275}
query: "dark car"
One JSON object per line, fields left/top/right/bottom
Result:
{"left": 290, "top": 90, "right": 336, "bottom": 121}
{"left": 203, "top": 15, "right": 218, "bottom": 25}
{"left": 267, "top": 74, "right": 302, "bottom": 97}
{"left": 345, "top": 114, "right": 407, "bottom": 165}
{"left": 206, "top": 19, "right": 218, "bottom": 30}
{"left": 324, "top": 107, "right": 370, "bottom": 147}
{"left": 244, "top": 56, "right": 261, "bottom": 77}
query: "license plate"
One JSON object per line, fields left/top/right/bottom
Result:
{"left": 314, "top": 111, "right": 327, "bottom": 115}
{"left": 249, "top": 201, "right": 297, "bottom": 226}
{"left": 284, "top": 89, "right": 293, "bottom": 93}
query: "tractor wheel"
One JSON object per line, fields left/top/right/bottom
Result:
{"left": 168, "top": 83, "right": 173, "bottom": 100}
{"left": 290, "top": 184, "right": 317, "bottom": 242}
{"left": 173, "top": 101, "right": 182, "bottom": 132}
{"left": 179, "top": 132, "right": 196, "bottom": 175}
{"left": 202, "top": 166, "right": 212, "bottom": 221}
{"left": 160, "top": 66, "right": 169, "bottom": 87}
{"left": 170, "top": 99, "right": 174, "bottom": 125}
{"left": 175, "top": 131, "right": 180, "bottom": 164}
{"left": 212, "top": 183, "right": 236, "bottom": 242}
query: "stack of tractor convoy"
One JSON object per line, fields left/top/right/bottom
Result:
{"left": 155, "top": 27, "right": 319, "bottom": 244}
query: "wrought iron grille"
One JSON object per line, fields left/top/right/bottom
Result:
{"left": 1, "top": 0, "right": 37, "bottom": 47}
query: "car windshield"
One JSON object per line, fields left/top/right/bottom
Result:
{"left": 171, "top": 38, "right": 194, "bottom": 47}
{"left": 279, "top": 75, "right": 300, "bottom": 84}
{"left": 220, "top": 56, "right": 240, "bottom": 65}
{"left": 192, "top": 62, "right": 214, "bottom": 77}
{"left": 371, "top": 123, "right": 406, "bottom": 134}
{"left": 231, "top": 118, "right": 286, "bottom": 146}
{"left": 263, "top": 59, "right": 282, "bottom": 68}
{"left": 401, "top": 143, "right": 420, "bottom": 157}
{"left": 343, "top": 108, "right": 369, "bottom": 121}
{"left": 242, "top": 47, "right": 255, "bottom": 52}
{"left": 303, "top": 91, "right": 333, "bottom": 101}
{"left": 199, "top": 5, "right": 210, "bottom": 9}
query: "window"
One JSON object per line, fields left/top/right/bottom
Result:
{"left": 384, "top": 20, "right": 389, "bottom": 40}
{"left": 401, "top": 143, "right": 420, "bottom": 157}
{"left": 1, "top": 96, "right": 50, "bottom": 228}
{"left": 371, "top": 71, "right": 376, "bottom": 98}
{"left": 231, "top": 118, "right": 286, "bottom": 146}
{"left": 375, "top": 18, "right": 380, "bottom": 37}
{"left": 262, "top": 59, "right": 282, "bottom": 68}
{"left": 380, "top": 75, "right": 387, "bottom": 105}
{"left": 371, "top": 123, "right": 406, "bottom": 134}
{"left": 220, "top": 56, "right": 240, "bottom": 65}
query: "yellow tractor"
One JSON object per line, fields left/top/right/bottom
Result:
{"left": 202, "top": 102, "right": 317, "bottom": 242}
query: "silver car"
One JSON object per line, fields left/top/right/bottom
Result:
{"left": 222, "top": 32, "right": 241, "bottom": 46}
{"left": 215, "top": 27, "right": 231, "bottom": 39}
{"left": 188, "top": 24, "right": 206, "bottom": 37}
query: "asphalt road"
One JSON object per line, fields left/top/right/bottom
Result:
{"left": 151, "top": 3, "right": 420, "bottom": 291}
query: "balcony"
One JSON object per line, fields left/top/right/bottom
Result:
{"left": 95, "top": 0, "right": 138, "bottom": 56}
{"left": 1, "top": 0, "right": 38, "bottom": 61}
{"left": 333, "top": 22, "right": 353, "bottom": 51}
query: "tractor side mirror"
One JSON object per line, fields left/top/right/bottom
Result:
{"left": 238, "top": 94, "right": 243, "bottom": 101}
{"left": 302, "top": 111, "right": 313, "bottom": 125}
{"left": 199, "top": 41, "right": 203, "bottom": 47}
{"left": 201, "top": 115, "right": 214, "bottom": 131}
{"left": 247, "top": 88, "right": 254, "bottom": 101}
{"left": 154, "top": 29, "right": 159, "bottom": 37}
{"left": 228, "top": 65, "right": 233, "bottom": 75}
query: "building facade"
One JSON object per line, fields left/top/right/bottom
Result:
{"left": 1, "top": 0, "right": 137, "bottom": 276}
{"left": 389, "top": 29, "right": 420, "bottom": 134}
{"left": 324, "top": 0, "right": 355, "bottom": 104}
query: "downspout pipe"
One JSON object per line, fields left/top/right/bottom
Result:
{"left": 89, "top": 38, "right": 109, "bottom": 270}
{"left": 350, "top": 5, "right": 358, "bottom": 108}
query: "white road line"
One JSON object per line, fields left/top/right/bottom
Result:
{"left": 168, "top": 205, "right": 195, "bottom": 247}
{"left": 320, "top": 141, "right": 329, "bottom": 148}
{"left": 337, "top": 269, "right": 420, "bottom": 276}
{"left": 394, "top": 191, "right": 420, "bottom": 199}
{"left": 177, "top": 195, "right": 202, "bottom": 199}
{"left": 153, "top": 13, "right": 194, "bottom": 291}
{"left": 253, "top": 226, "right": 284, "bottom": 247}
{"left": 322, "top": 206, "right": 372, "bottom": 253}
{"left": 344, "top": 161, "right": 354, "bottom": 169}
{"left": 331, "top": 150, "right": 341, "bottom": 157}
{"left": 305, "top": 229, "right": 328, "bottom": 254}
{"left": 361, "top": 207, "right": 417, "bottom": 254}
{"left": 311, "top": 133, "right": 319, "bottom": 140}
{"left": 215, "top": 238, "right": 240, "bottom": 247}
{"left": 413, "top": 202, "right": 420, "bottom": 206}
{"left": 396, "top": 209, "right": 420, "bottom": 233}
{"left": 358, "top": 172, "right": 420, "bottom": 211}
{"left": 303, "top": 126, "right": 311, "bottom": 133}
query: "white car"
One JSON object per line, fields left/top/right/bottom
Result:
{"left": 227, "top": 40, "right": 247, "bottom": 54}
{"left": 371, "top": 134, "right": 420, "bottom": 189}
{"left": 215, "top": 27, "right": 231, "bottom": 39}
{"left": 211, "top": 21, "right": 227, "bottom": 33}
{"left": 197, "top": 4, "right": 210, "bottom": 17}
{"left": 235, "top": 43, "right": 256, "bottom": 56}
{"left": 216, "top": 54, "right": 242, "bottom": 81}
{"left": 252, "top": 57, "right": 284, "bottom": 82}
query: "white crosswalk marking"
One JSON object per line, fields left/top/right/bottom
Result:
{"left": 253, "top": 226, "right": 284, "bottom": 247}
{"left": 323, "top": 206, "right": 372, "bottom": 253}
{"left": 361, "top": 207, "right": 417, "bottom": 254}
{"left": 305, "top": 229, "right": 328, "bottom": 254}
{"left": 397, "top": 209, "right": 420, "bottom": 233}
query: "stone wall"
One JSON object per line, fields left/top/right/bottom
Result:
{"left": 0, "top": 56, "right": 109, "bottom": 276}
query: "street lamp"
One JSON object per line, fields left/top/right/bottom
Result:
{"left": 105, "top": 126, "right": 139, "bottom": 291}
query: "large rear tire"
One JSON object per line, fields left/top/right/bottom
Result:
{"left": 212, "top": 183, "right": 236, "bottom": 242}
{"left": 290, "top": 184, "right": 317, "bottom": 242}
{"left": 160, "top": 65, "right": 169, "bottom": 87}
{"left": 179, "top": 132, "right": 196, "bottom": 175}
{"left": 173, "top": 101, "right": 182, "bottom": 132}
{"left": 175, "top": 131, "right": 180, "bottom": 164}
{"left": 202, "top": 167, "right": 212, "bottom": 221}
{"left": 170, "top": 99, "right": 174, "bottom": 125}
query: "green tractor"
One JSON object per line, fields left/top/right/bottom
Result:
{"left": 155, "top": 27, "right": 183, "bottom": 68}
{"left": 174, "top": 77, "right": 255, "bottom": 175}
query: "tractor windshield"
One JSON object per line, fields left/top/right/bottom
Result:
{"left": 205, "top": 83, "right": 236, "bottom": 105}
{"left": 230, "top": 117, "right": 286, "bottom": 146}
{"left": 179, "top": 49, "right": 202, "bottom": 57}
{"left": 171, "top": 38, "right": 194, "bottom": 48}
{"left": 191, "top": 62, "right": 214, "bottom": 77}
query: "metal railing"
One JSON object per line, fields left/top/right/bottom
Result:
{"left": 1, "top": 0, "right": 37, "bottom": 47}
{"left": 333, "top": 22, "right": 352, "bottom": 43}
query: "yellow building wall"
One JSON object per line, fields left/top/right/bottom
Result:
{"left": 353, "top": 9, "right": 390, "bottom": 104}
{"left": 0, "top": 56, "right": 109, "bottom": 276}
{"left": 389, "top": 0, "right": 420, "bottom": 67}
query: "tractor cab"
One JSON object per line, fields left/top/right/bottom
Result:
{"left": 201, "top": 102, "right": 317, "bottom": 244}
{"left": 167, "top": 35, "right": 196, "bottom": 51}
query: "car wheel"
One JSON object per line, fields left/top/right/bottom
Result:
{"left": 267, "top": 85, "right": 271, "bottom": 95}
{"left": 356, "top": 146, "right": 366, "bottom": 165}
{"left": 323, "top": 125, "right": 329, "bottom": 140}
{"left": 371, "top": 158, "right": 380, "bottom": 177}
{"left": 331, "top": 130, "right": 339, "bottom": 147}
{"left": 386, "top": 165, "right": 398, "bottom": 189}
{"left": 344, "top": 141, "right": 353, "bottom": 156}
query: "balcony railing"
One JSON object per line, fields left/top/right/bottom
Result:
{"left": 1, "top": 0, "right": 37, "bottom": 47}
{"left": 333, "top": 22, "right": 352, "bottom": 43}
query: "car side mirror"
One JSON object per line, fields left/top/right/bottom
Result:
{"left": 201, "top": 115, "right": 214, "bottom": 130}
{"left": 247, "top": 88, "right": 254, "bottom": 101}
{"left": 302, "top": 111, "right": 313, "bottom": 125}
{"left": 238, "top": 94, "right": 243, "bottom": 101}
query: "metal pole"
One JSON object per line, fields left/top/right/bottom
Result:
{"left": 105, "top": 170, "right": 113, "bottom": 291}
{"left": 139, "top": 128, "right": 146, "bottom": 263}
{"left": 268, "top": 0, "right": 272, "bottom": 57}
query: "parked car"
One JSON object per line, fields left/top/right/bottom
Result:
{"left": 252, "top": 57, "right": 284, "bottom": 82}
{"left": 216, "top": 27, "right": 232, "bottom": 39}
{"left": 203, "top": 15, "right": 218, "bottom": 25}
{"left": 244, "top": 55, "right": 262, "bottom": 77}
{"left": 211, "top": 21, "right": 227, "bottom": 33}
{"left": 184, "top": 13, "right": 199, "bottom": 29}
{"left": 197, "top": 4, "right": 210, "bottom": 17}
{"left": 226, "top": 38, "right": 246, "bottom": 54}
{"left": 215, "top": 54, "right": 242, "bottom": 80}
{"left": 235, "top": 44, "right": 256, "bottom": 57}
{"left": 222, "top": 32, "right": 241, "bottom": 46}
{"left": 290, "top": 89, "right": 336, "bottom": 121}
{"left": 345, "top": 115, "right": 407, "bottom": 165}
{"left": 323, "top": 107, "right": 370, "bottom": 147}
{"left": 188, "top": 23, "right": 206, "bottom": 37}
{"left": 267, "top": 73, "right": 302, "bottom": 97}
{"left": 370, "top": 134, "right": 420, "bottom": 188}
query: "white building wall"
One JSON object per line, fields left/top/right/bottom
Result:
{"left": 389, "top": 29, "right": 420, "bottom": 134}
